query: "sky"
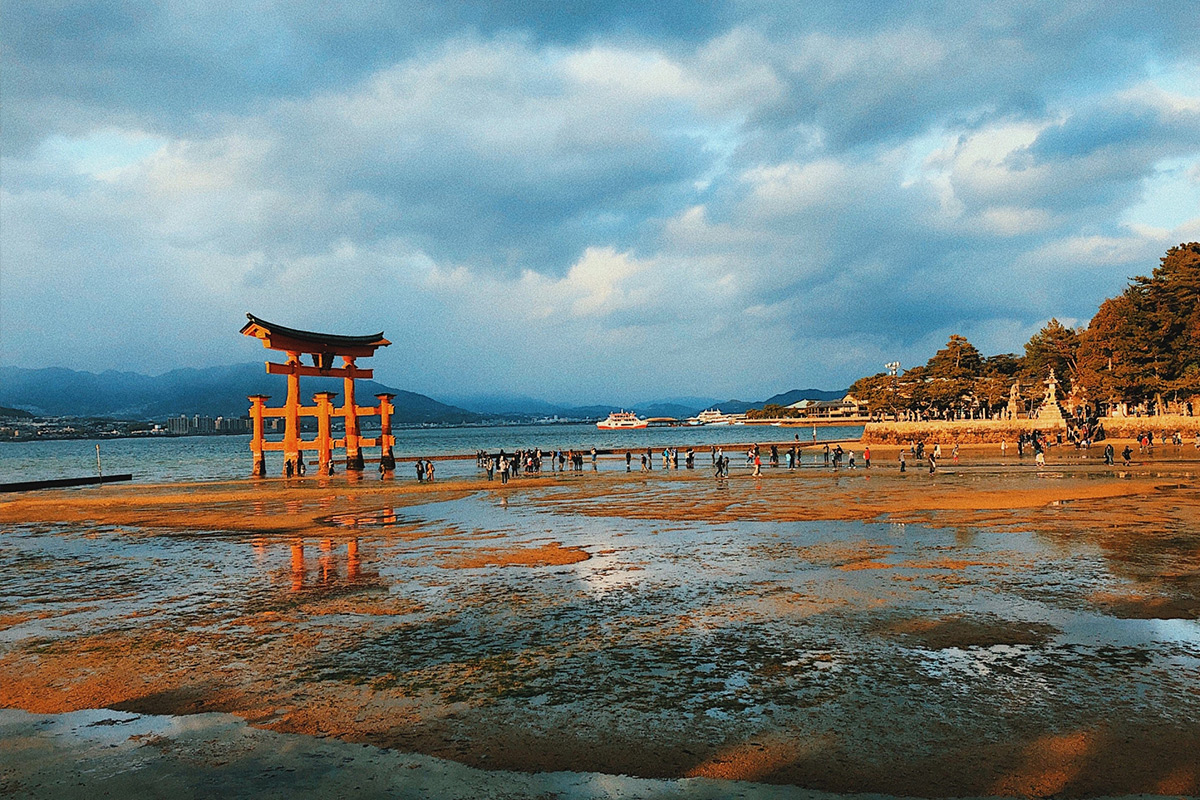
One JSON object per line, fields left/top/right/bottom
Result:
{"left": 2, "top": 1, "right": 1199, "bottom": 405}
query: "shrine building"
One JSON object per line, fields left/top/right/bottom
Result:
{"left": 240, "top": 313, "right": 395, "bottom": 476}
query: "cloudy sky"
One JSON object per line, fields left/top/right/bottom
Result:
{"left": 3, "top": 1, "right": 1199, "bottom": 404}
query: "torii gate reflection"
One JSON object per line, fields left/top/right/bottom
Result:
{"left": 263, "top": 537, "right": 369, "bottom": 593}
{"left": 241, "top": 314, "right": 396, "bottom": 476}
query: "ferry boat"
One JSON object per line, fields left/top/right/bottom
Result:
{"left": 596, "top": 411, "right": 648, "bottom": 430}
{"left": 688, "top": 408, "right": 737, "bottom": 426}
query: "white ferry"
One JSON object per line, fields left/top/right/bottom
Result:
{"left": 688, "top": 408, "right": 737, "bottom": 426}
{"left": 596, "top": 411, "right": 649, "bottom": 430}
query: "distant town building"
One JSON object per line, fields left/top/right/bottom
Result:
{"left": 165, "top": 413, "right": 252, "bottom": 435}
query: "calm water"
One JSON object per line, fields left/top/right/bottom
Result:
{"left": 0, "top": 423, "right": 863, "bottom": 485}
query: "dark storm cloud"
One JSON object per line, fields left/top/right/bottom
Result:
{"left": 0, "top": 0, "right": 729, "bottom": 154}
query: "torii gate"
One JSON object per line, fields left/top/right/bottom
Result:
{"left": 240, "top": 314, "right": 395, "bottom": 476}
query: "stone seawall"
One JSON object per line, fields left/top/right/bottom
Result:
{"left": 1092, "top": 415, "right": 1200, "bottom": 440}
{"left": 863, "top": 415, "right": 1200, "bottom": 444}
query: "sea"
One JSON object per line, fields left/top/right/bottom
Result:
{"left": 0, "top": 423, "right": 863, "bottom": 485}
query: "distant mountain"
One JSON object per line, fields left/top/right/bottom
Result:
{"left": 437, "top": 391, "right": 845, "bottom": 420}
{"left": 761, "top": 388, "right": 848, "bottom": 406}
{"left": 0, "top": 364, "right": 480, "bottom": 424}
{"left": 440, "top": 393, "right": 570, "bottom": 417}
{"left": 630, "top": 402, "right": 705, "bottom": 419}
{"left": 0, "top": 406, "right": 34, "bottom": 418}
{"left": 707, "top": 399, "right": 760, "bottom": 414}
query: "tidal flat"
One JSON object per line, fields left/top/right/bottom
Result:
{"left": 2, "top": 450, "right": 1198, "bottom": 798}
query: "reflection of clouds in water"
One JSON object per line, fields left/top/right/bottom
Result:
{"left": 573, "top": 553, "right": 646, "bottom": 597}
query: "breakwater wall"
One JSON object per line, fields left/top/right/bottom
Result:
{"left": 863, "top": 415, "right": 1200, "bottom": 444}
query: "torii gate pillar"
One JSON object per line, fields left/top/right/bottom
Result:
{"left": 342, "top": 356, "right": 364, "bottom": 470}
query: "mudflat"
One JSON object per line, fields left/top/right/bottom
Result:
{"left": 2, "top": 441, "right": 1198, "bottom": 798}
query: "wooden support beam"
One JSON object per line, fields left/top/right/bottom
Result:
{"left": 265, "top": 361, "right": 374, "bottom": 380}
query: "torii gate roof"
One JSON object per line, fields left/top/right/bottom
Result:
{"left": 241, "top": 313, "right": 391, "bottom": 356}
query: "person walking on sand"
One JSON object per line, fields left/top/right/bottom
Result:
{"left": 415, "top": 459, "right": 425, "bottom": 482}
{"left": 952, "top": 444, "right": 959, "bottom": 464}
{"left": 626, "top": 451, "right": 632, "bottom": 472}
{"left": 1103, "top": 443, "right": 1114, "bottom": 465}
{"left": 753, "top": 452, "right": 762, "bottom": 477}
{"left": 823, "top": 444, "right": 830, "bottom": 466}
{"left": 1122, "top": 445, "right": 1133, "bottom": 465}
{"left": 863, "top": 446, "right": 870, "bottom": 468}
{"left": 928, "top": 452, "right": 937, "bottom": 474}
{"left": 848, "top": 450, "right": 856, "bottom": 469}
{"left": 499, "top": 456, "right": 509, "bottom": 484}
{"left": 1035, "top": 450, "right": 1045, "bottom": 469}
{"left": 640, "top": 453, "right": 648, "bottom": 472}
{"left": 899, "top": 450, "right": 906, "bottom": 472}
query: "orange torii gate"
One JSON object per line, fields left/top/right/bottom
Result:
{"left": 240, "top": 314, "right": 395, "bottom": 476}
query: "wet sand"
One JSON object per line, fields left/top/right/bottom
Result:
{"left": 1, "top": 440, "right": 1198, "bottom": 798}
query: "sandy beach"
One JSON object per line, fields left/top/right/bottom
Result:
{"left": 2, "top": 438, "right": 1198, "bottom": 798}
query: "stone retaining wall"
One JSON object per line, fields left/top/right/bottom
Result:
{"left": 863, "top": 415, "right": 1200, "bottom": 444}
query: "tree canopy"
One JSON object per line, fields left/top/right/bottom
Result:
{"left": 848, "top": 243, "right": 1200, "bottom": 417}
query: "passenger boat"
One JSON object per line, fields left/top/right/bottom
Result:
{"left": 688, "top": 408, "right": 736, "bottom": 426}
{"left": 596, "top": 411, "right": 649, "bottom": 430}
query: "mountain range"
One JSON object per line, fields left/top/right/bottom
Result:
{"left": 0, "top": 364, "right": 845, "bottom": 424}
{"left": 0, "top": 364, "right": 478, "bottom": 424}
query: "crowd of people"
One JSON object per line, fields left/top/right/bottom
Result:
{"left": 312, "top": 426, "right": 1200, "bottom": 485}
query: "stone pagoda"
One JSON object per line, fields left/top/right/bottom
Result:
{"left": 1034, "top": 369, "right": 1068, "bottom": 424}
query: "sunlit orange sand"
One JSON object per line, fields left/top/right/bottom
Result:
{"left": 2, "top": 449, "right": 1198, "bottom": 798}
